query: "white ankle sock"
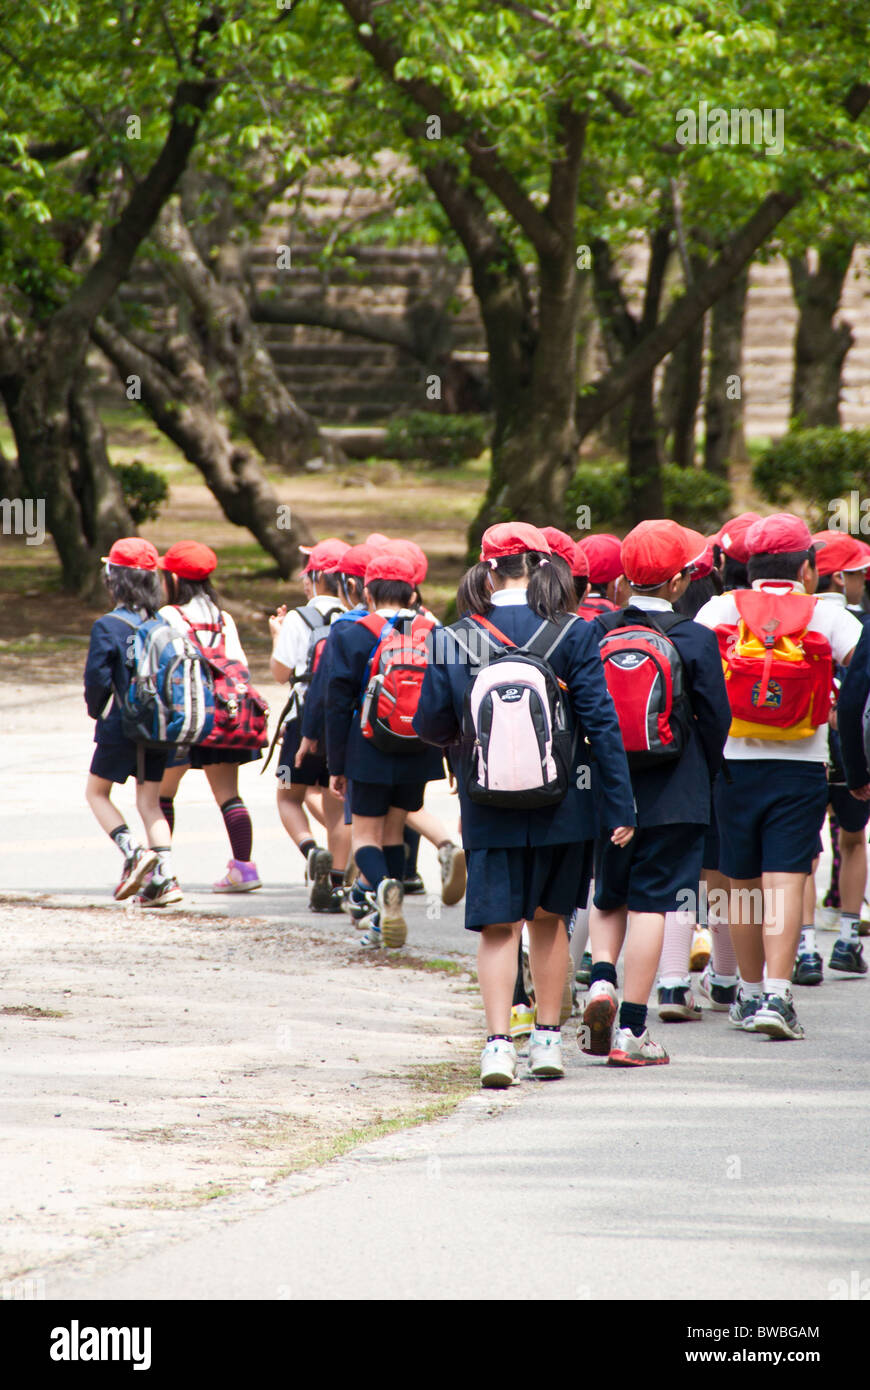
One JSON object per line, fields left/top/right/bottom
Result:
{"left": 765, "top": 977, "right": 791, "bottom": 998}
{"left": 838, "top": 913, "right": 860, "bottom": 944}
{"left": 799, "top": 926, "right": 817, "bottom": 954}
{"left": 742, "top": 980, "right": 764, "bottom": 998}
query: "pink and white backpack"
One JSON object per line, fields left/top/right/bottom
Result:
{"left": 451, "top": 613, "right": 578, "bottom": 808}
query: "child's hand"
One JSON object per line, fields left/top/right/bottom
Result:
{"left": 330, "top": 774, "right": 347, "bottom": 797}
{"left": 295, "top": 736, "right": 318, "bottom": 766}
{"left": 269, "top": 604, "right": 287, "bottom": 640}
{"left": 610, "top": 825, "right": 635, "bottom": 847}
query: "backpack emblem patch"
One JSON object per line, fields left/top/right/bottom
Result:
{"left": 752, "top": 677, "right": 782, "bottom": 709}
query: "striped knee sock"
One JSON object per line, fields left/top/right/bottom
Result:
{"left": 220, "top": 797, "right": 253, "bottom": 862}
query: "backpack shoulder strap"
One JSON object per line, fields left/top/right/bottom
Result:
{"left": 295, "top": 604, "right": 321, "bottom": 631}
{"left": 521, "top": 614, "right": 580, "bottom": 662}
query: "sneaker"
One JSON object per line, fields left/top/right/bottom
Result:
{"left": 753, "top": 991, "right": 805, "bottom": 1040}
{"left": 528, "top": 1030, "right": 564, "bottom": 1079}
{"left": 136, "top": 875, "right": 183, "bottom": 909}
{"left": 689, "top": 926, "right": 712, "bottom": 973}
{"left": 510, "top": 1002, "right": 535, "bottom": 1044}
{"left": 323, "top": 886, "right": 347, "bottom": 913}
{"left": 344, "top": 881, "right": 375, "bottom": 922}
{"left": 657, "top": 985, "right": 702, "bottom": 1022}
{"left": 729, "top": 990, "right": 763, "bottom": 1030}
{"left": 358, "top": 919, "right": 383, "bottom": 949}
{"left": 377, "top": 878, "right": 406, "bottom": 948}
{"left": 860, "top": 919, "right": 870, "bottom": 938}
{"left": 580, "top": 979, "right": 618, "bottom": 1056}
{"left": 403, "top": 873, "right": 426, "bottom": 895}
{"left": 698, "top": 966, "right": 738, "bottom": 1011}
{"left": 114, "top": 848, "right": 158, "bottom": 901}
{"left": 608, "top": 1026, "right": 669, "bottom": 1067}
{"left": 306, "top": 848, "right": 334, "bottom": 911}
{"left": 480, "top": 1038, "right": 518, "bottom": 1089}
{"left": 438, "top": 843, "right": 467, "bottom": 907}
{"left": 575, "top": 950, "right": 592, "bottom": 988}
{"left": 828, "top": 939, "right": 868, "bottom": 975}
{"left": 791, "top": 951, "right": 824, "bottom": 986}
{"left": 213, "top": 859, "right": 261, "bottom": 893}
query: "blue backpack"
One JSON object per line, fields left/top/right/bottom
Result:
{"left": 112, "top": 613, "right": 215, "bottom": 750}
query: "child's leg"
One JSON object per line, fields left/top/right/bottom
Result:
{"left": 321, "top": 787, "right": 351, "bottom": 876}
{"left": 657, "top": 909, "right": 695, "bottom": 986}
{"left": 589, "top": 903, "right": 628, "bottom": 966}
{"left": 623, "top": 911, "right": 666, "bottom": 1005}
{"left": 569, "top": 893, "right": 591, "bottom": 969}
{"left": 406, "top": 807, "right": 454, "bottom": 847}
{"left": 528, "top": 910, "right": 570, "bottom": 1027}
{"left": 158, "top": 764, "right": 187, "bottom": 837}
{"left": 352, "top": 813, "right": 387, "bottom": 891}
{"left": 838, "top": 828, "right": 867, "bottom": 918}
{"left": 278, "top": 784, "right": 318, "bottom": 856}
{"left": 135, "top": 780, "right": 173, "bottom": 849}
{"left": 728, "top": 878, "right": 766, "bottom": 985}
{"left": 478, "top": 921, "right": 523, "bottom": 1035}
{"left": 704, "top": 867, "right": 738, "bottom": 977}
{"left": 85, "top": 774, "right": 127, "bottom": 838}
{"left": 760, "top": 870, "right": 806, "bottom": 984}
{"left": 205, "top": 763, "right": 254, "bottom": 862}
{"left": 303, "top": 788, "right": 328, "bottom": 830}
{"left": 823, "top": 813, "right": 841, "bottom": 909}
{"left": 382, "top": 805, "right": 408, "bottom": 884}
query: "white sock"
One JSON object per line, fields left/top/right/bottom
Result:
{"left": 799, "top": 926, "right": 817, "bottom": 954}
{"left": 741, "top": 980, "right": 764, "bottom": 998}
{"left": 838, "top": 913, "right": 860, "bottom": 945}
{"left": 765, "top": 977, "right": 791, "bottom": 998}
{"left": 153, "top": 847, "right": 174, "bottom": 881}
{"left": 659, "top": 974, "right": 691, "bottom": 990}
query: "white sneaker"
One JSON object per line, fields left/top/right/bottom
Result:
{"left": 580, "top": 979, "right": 618, "bottom": 1055}
{"left": 377, "top": 877, "right": 406, "bottom": 948}
{"left": 480, "top": 1038, "right": 518, "bottom": 1089}
{"left": 358, "top": 919, "right": 382, "bottom": 949}
{"left": 608, "top": 1026, "right": 669, "bottom": 1067}
{"left": 528, "top": 1029, "right": 564, "bottom": 1079}
{"left": 438, "top": 842, "right": 466, "bottom": 906}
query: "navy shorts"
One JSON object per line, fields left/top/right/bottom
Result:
{"left": 829, "top": 784, "right": 870, "bottom": 834}
{"left": 349, "top": 780, "right": 426, "bottom": 818}
{"left": 465, "top": 842, "right": 593, "bottom": 932}
{"left": 275, "top": 719, "right": 329, "bottom": 788}
{"left": 90, "top": 741, "right": 166, "bottom": 785}
{"left": 594, "top": 823, "right": 706, "bottom": 914}
{"left": 167, "top": 745, "right": 261, "bottom": 770}
{"left": 714, "top": 759, "right": 829, "bottom": 879}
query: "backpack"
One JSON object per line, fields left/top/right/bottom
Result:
{"left": 262, "top": 601, "right": 343, "bottom": 771}
{"left": 595, "top": 607, "right": 692, "bottom": 768}
{"left": 577, "top": 595, "right": 618, "bottom": 621}
{"left": 358, "top": 609, "right": 437, "bottom": 755}
{"left": 112, "top": 613, "right": 215, "bottom": 750}
{"left": 715, "top": 589, "right": 834, "bottom": 740}
{"left": 451, "top": 612, "right": 578, "bottom": 808}
{"left": 178, "top": 614, "right": 269, "bottom": 749}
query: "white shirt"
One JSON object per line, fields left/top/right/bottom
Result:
{"left": 273, "top": 593, "right": 345, "bottom": 678}
{"left": 490, "top": 588, "right": 529, "bottom": 607}
{"left": 626, "top": 594, "right": 673, "bottom": 612}
{"left": 160, "top": 597, "right": 246, "bottom": 664}
{"left": 695, "top": 580, "right": 862, "bottom": 762}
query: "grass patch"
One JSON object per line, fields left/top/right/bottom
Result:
{"left": 360, "top": 952, "right": 473, "bottom": 977}
{"left": 400, "top": 1060, "right": 479, "bottom": 1095}
{"left": 1, "top": 1005, "right": 67, "bottom": 1019}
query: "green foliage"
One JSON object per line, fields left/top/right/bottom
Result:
{"left": 113, "top": 459, "right": 169, "bottom": 525}
{"left": 753, "top": 427, "right": 870, "bottom": 528}
{"left": 566, "top": 460, "right": 730, "bottom": 532}
{"left": 384, "top": 412, "right": 489, "bottom": 467}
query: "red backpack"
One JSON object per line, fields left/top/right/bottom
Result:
{"left": 577, "top": 595, "right": 618, "bottom": 621}
{"left": 595, "top": 607, "right": 692, "bottom": 767}
{"left": 715, "top": 588, "right": 834, "bottom": 740}
{"left": 179, "top": 615, "right": 269, "bottom": 749}
{"left": 358, "top": 610, "right": 436, "bottom": 754}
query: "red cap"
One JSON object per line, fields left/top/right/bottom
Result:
{"left": 571, "top": 542, "right": 590, "bottom": 579}
{"left": 364, "top": 553, "right": 416, "bottom": 586}
{"left": 480, "top": 522, "right": 551, "bottom": 563}
{"left": 689, "top": 544, "right": 715, "bottom": 580}
{"left": 745, "top": 513, "right": 816, "bottom": 557}
{"left": 102, "top": 538, "right": 160, "bottom": 571}
{"left": 302, "top": 538, "right": 350, "bottom": 574}
{"left": 158, "top": 540, "right": 217, "bottom": 580}
{"left": 811, "top": 531, "right": 870, "bottom": 575}
{"left": 539, "top": 526, "right": 578, "bottom": 569}
{"left": 366, "top": 533, "right": 392, "bottom": 551}
{"left": 576, "top": 533, "right": 623, "bottom": 584}
{"left": 621, "top": 520, "right": 708, "bottom": 588}
{"left": 337, "top": 543, "right": 375, "bottom": 579}
{"left": 716, "top": 512, "right": 761, "bottom": 563}
{"left": 386, "top": 538, "right": 428, "bottom": 586}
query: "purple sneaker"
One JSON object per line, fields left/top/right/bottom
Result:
{"left": 213, "top": 859, "right": 262, "bottom": 893}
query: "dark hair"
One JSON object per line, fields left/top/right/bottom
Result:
{"left": 340, "top": 573, "right": 365, "bottom": 606}
{"left": 309, "top": 569, "right": 341, "bottom": 596}
{"left": 589, "top": 582, "right": 611, "bottom": 598}
{"left": 164, "top": 573, "right": 222, "bottom": 607}
{"left": 674, "top": 570, "right": 724, "bottom": 618}
{"left": 366, "top": 578, "right": 414, "bottom": 607}
{"left": 105, "top": 565, "right": 162, "bottom": 614}
{"left": 573, "top": 574, "right": 590, "bottom": 604}
{"left": 722, "top": 555, "right": 749, "bottom": 591}
{"left": 746, "top": 549, "right": 815, "bottom": 585}
{"left": 816, "top": 574, "right": 833, "bottom": 594}
{"left": 456, "top": 563, "right": 492, "bottom": 617}
{"left": 491, "top": 550, "right": 574, "bottom": 621}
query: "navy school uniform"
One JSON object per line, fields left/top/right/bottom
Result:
{"left": 324, "top": 608, "right": 444, "bottom": 817}
{"left": 591, "top": 604, "right": 732, "bottom": 913}
{"left": 827, "top": 608, "right": 870, "bottom": 832}
{"left": 835, "top": 619, "right": 870, "bottom": 793}
{"left": 412, "top": 597, "right": 636, "bottom": 930}
{"left": 84, "top": 607, "right": 167, "bottom": 784}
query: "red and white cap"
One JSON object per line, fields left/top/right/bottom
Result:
{"left": 101, "top": 538, "right": 160, "bottom": 571}
{"left": 158, "top": 540, "right": 217, "bottom": 580}
{"left": 715, "top": 512, "right": 761, "bottom": 564}
{"left": 575, "top": 533, "right": 623, "bottom": 584}
{"left": 364, "top": 553, "right": 416, "bottom": 586}
{"left": 479, "top": 522, "right": 551, "bottom": 563}
{"left": 621, "top": 519, "right": 708, "bottom": 588}
{"left": 539, "top": 526, "right": 579, "bottom": 569}
{"left": 745, "top": 513, "right": 818, "bottom": 557}
{"left": 301, "top": 538, "right": 350, "bottom": 574}
{"left": 811, "top": 531, "right": 870, "bottom": 575}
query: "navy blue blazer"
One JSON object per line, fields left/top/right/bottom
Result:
{"left": 83, "top": 607, "right": 143, "bottom": 746}
{"left": 593, "top": 606, "right": 732, "bottom": 827}
{"left": 413, "top": 601, "right": 636, "bottom": 850}
{"left": 324, "top": 610, "right": 445, "bottom": 786}
{"left": 837, "top": 620, "right": 870, "bottom": 788}
{"left": 300, "top": 604, "right": 367, "bottom": 744}
{"left": 828, "top": 608, "right": 870, "bottom": 778}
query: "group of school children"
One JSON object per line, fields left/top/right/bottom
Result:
{"left": 83, "top": 506, "right": 870, "bottom": 1089}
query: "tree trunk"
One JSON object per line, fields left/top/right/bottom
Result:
{"left": 92, "top": 317, "right": 311, "bottom": 574}
{"left": 704, "top": 264, "right": 749, "bottom": 475}
{"left": 625, "top": 226, "right": 671, "bottom": 520}
{"left": 68, "top": 382, "right": 135, "bottom": 551}
{"left": 660, "top": 256, "right": 705, "bottom": 468}
{"left": 789, "top": 239, "right": 855, "bottom": 427}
